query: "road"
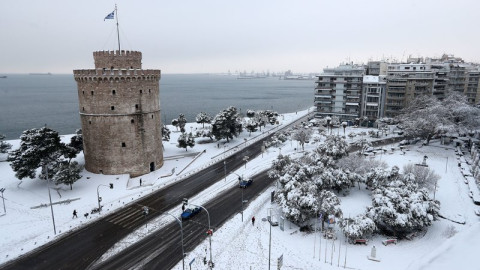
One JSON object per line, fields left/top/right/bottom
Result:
{"left": 1, "top": 114, "right": 310, "bottom": 270}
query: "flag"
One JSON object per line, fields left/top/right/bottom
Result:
{"left": 104, "top": 10, "right": 114, "bottom": 21}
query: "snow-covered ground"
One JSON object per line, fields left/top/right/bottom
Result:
{"left": 1, "top": 108, "right": 479, "bottom": 270}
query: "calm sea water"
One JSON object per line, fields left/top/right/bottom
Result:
{"left": 0, "top": 74, "right": 314, "bottom": 139}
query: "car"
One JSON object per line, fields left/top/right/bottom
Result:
{"left": 239, "top": 178, "right": 253, "bottom": 188}
{"left": 181, "top": 206, "right": 201, "bottom": 220}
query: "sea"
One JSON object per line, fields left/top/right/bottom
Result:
{"left": 0, "top": 74, "right": 315, "bottom": 140}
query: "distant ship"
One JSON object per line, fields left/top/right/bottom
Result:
{"left": 0, "top": 75, "right": 7, "bottom": 79}
{"left": 29, "top": 72, "right": 52, "bottom": 75}
{"left": 237, "top": 72, "right": 267, "bottom": 79}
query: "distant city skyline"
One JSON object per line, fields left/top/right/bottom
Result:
{"left": 1, "top": 0, "right": 479, "bottom": 74}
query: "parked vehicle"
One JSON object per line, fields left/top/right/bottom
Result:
{"left": 239, "top": 178, "right": 253, "bottom": 188}
{"left": 181, "top": 206, "right": 201, "bottom": 220}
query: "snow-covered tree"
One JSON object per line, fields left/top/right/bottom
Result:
{"left": 402, "top": 163, "right": 440, "bottom": 192}
{"left": 365, "top": 166, "right": 400, "bottom": 190}
{"left": 316, "top": 190, "right": 342, "bottom": 230}
{"left": 195, "top": 112, "right": 212, "bottom": 128}
{"left": 211, "top": 106, "right": 243, "bottom": 142}
{"left": 162, "top": 125, "right": 171, "bottom": 141}
{"left": 177, "top": 114, "right": 187, "bottom": 133}
{"left": 314, "top": 135, "right": 349, "bottom": 165}
{"left": 0, "top": 134, "right": 12, "bottom": 154}
{"left": 292, "top": 127, "right": 313, "bottom": 151}
{"left": 275, "top": 161, "right": 323, "bottom": 225}
{"left": 7, "top": 127, "right": 64, "bottom": 180}
{"left": 268, "top": 154, "right": 293, "bottom": 179}
{"left": 171, "top": 118, "right": 179, "bottom": 131}
{"left": 397, "top": 92, "right": 480, "bottom": 144}
{"left": 367, "top": 176, "right": 440, "bottom": 238}
{"left": 246, "top": 109, "right": 256, "bottom": 118}
{"left": 253, "top": 111, "right": 268, "bottom": 131}
{"left": 339, "top": 214, "right": 376, "bottom": 241}
{"left": 177, "top": 132, "right": 195, "bottom": 151}
{"left": 52, "top": 161, "right": 82, "bottom": 190}
{"left": 62, "top": 129, "right": 83, "bottom": 163}
{"left": 245, "top": 120, "right": 258, "bottom": 136}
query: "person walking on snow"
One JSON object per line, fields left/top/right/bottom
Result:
{"left": 252, "top": 216, "right": 255, "bottom": 226}
{"left": 72, "top": 209, "right": 78, "bottom": 218}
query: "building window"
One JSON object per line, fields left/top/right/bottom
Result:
{"left": 149, "top": 89, "right": 151, "bottom": 93}
{"left": 140, "top": 89, "right": 143, "bottom": 94}
{"left": 82, "top": 91, "right": 84, "bottom": 95}
{"left": 82, "top": 107, "right": 85, "bottom": 111}
{"left": 122, "top": 142, "right": 126, "bottom": 147}
{"left": 112, "top": 90, "right": 116, "bottom": 95}
{"left": 111, "top": 106, "right": 115, "bottom": 110}
{"left": 89, "top": 121, "right": 91, "bottom": 124}
{"left": 135, "top": 104, "right": 139, "bottom": 109}
{"left": 91, "top": 91, "right": 94, "bottom": 95}
{"left": 151, "top": 115, "right": 154, "bottom": 119}
{"left": 131, "top": 119, "right": 134, "bottom": 124}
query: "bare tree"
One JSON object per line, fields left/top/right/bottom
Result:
{"left": 402, "top": 163, "right": 440, "bottom": 191}
{"left": 292, "top": 127, "right": 313, "bottom": 151}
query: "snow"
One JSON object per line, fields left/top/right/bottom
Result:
{"left": 1, "top": 109, "right": 480, "bottom": 270}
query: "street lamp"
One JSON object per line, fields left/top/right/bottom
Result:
{"left": 243, "top": 156, "right": 249, "bottom": 168}
{"left": 0, "top": 188, "right": 5, "bottom": 214}
{"left": 97, "top": 183, "right": 113, "bottom": 213}
{"left": 223, "top": 144, "right": 228, "bottom": 158}
{"left": 223, "top": 160, "right": 227, "bottom": 182}
{"left": 190, "top": 203, "right": 214, "bottom": 268}
{"left": 267, "top": 208, "right": 275, "bottom": 270}
{"left": 43, "top": 164, "right": 56, "bottom": 235}
{"left": 162, "top": 212, "right": 185, "bottom": 270}
{"left": 233, "top": 173, "right": 248, "bottom": 222}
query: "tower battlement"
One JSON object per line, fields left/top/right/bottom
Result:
{"left": 73, "top": 69, "right": 161, "bottom": 82}
{"left": 93, "top": 50, "right": 142, "bottom": 69}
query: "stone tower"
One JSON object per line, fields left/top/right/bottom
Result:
{"left": 73, "top": 50, "right": 163, "bottom": 177}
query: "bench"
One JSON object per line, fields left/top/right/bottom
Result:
{"left": 353, "top": 239, "right": 368, "bottom": 245}
{"left": 382, "top": 239, "right": 397, "bottom": 246}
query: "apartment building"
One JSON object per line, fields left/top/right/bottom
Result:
{"left": 384, "top": 63, "right": 434, "bottom": 117}
{"left": 361, "top": 75, "right": 386, "bottom": 121}
{"left": 314, "top": 64, "right": 365, "bottom": 121}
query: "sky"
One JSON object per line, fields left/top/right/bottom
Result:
{"left": 1, "top": 0, "right": 479, "bottom": 74}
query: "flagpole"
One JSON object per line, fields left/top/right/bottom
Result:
{"left": 115, "top": 4, "right": 121, "bottom": 51}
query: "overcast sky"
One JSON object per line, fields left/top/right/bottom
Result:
{"left": 1, "top": 0, "right": 479, "bottom": 74}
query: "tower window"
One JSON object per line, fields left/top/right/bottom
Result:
{"left": 89, "top": 121, "right": 91, "bottom": 124}
{"left": 149, "top": 89, "right": 151, "bottom": 93}
{"left": 131, "top": 119, "right": 134, "bottom": 124}
{"left": 82, "top": 107, "right": 85, "bottom": 111}
{"left": 151, "top": 115, "right": 153, "bottom": 119}
{"left": 140, "top": 89, "right": 143, "bottom": 94}
{"left": 91, "top": 91, "right": 94, "bottom": 95}
{"left": 122, "top": 142, "right": 126, "bottom": 147}
{"left": 111, "top": 106, "right": 115, "bottom": 110}
{"left": 135, "top": 104, "right": 139, "bottom": 109}
{"left": 82, "top": 91, "right": 84, "bottom": 95}
{"left": 112, "top": 90, "right": 116, "bottom": 95}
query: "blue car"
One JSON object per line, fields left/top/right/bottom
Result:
{"left": 239, "top": 179, "right": 253, "bottom": 188}
{"left": 181, "top": 207, "right": 201, "bottom": 220}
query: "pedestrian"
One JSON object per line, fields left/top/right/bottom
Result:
{"left": 84, "top": 213, "right": 89, "bottom": 219}
{"left": 182, "top": 204, "right": 185, "bottom": 211}
{"left": 252, "top": 216, "right": 255, "bottom": 226}
{"left": 140, "top": 178, "right": 142, "bottom": 186}
{"left": 72, "top": 209, "right": 78, "bottom": 218}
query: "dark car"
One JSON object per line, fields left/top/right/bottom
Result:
{"left": 181, "top": 207, "right": 201, "bottom": 220}
{"left": 239, "top": 178, "right": 253, "bottom": 188}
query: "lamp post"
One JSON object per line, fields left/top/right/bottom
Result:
{"left": 43, "top": 164, "right": 56, "bottom": 235}
{"left": 190, "top": 204, "right": 213, "bottom": 268}
{"left": 233, "top": 173, "right": 247, "bottom": 222}
{"left": 0, "top": 188, "right": 5, "bottom": 214}
{"left": 267, "top": 208, "right": 274, "bottom": 270}
{"left": 243, "top": 156, "right": 249, "bottom": 168}
{"left": 162, "top": 212, "right": 185, "bottom": 270}
{"left": 97, "top": 183, "right": 114, "bottom": 213}
{"left": 223, "top": 160, "right": 227, "bottom": 182}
